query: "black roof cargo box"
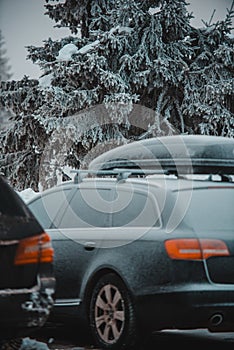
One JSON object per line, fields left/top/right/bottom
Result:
{"left": 89, "top": 135, "right": 234, "bottom": 175}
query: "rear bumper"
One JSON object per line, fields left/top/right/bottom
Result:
{"left": 0, "top": 275, "right": 55, "bottom": 339}
{"left": 136, "top": 285, "right": 234, "bottom": 332}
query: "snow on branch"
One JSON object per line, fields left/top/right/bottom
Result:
{"left": 56, "top": 26, "right": 134, "bottom": 60}
{"left": 56, "top": 43, "right": 78, "bottom": 61}
{"left": 78, "top": 40, "right": 100, "bottom": 54}
{"left": 148, "top": 7, "right": 161, "bottom": 15}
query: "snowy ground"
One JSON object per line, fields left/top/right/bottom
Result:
{"left": 19, "top": 330, "right": 234, "bottom": 349}
{"left": 20, "top": 338, "right": 50, "bottom": 350}
{"left": 19, "top": 337, "right": 85, "bottom": 350}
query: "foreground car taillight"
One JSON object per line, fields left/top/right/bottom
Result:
{"left": 14, "top": 232, "right": 54, "bottom": 265}
{"left": 165, "top": 238, "right": 230, "bottom": 260}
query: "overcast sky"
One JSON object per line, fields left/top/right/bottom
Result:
{"left": 0, "top": 0, "right": 233, "bottom": 80}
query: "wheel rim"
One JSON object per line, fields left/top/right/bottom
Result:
{"left": 94, "top": 283, "right": 125, "bottom": 344}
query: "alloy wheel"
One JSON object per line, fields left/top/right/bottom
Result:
{"left": 94, "top": 283, "right": 125, "bottom": 344}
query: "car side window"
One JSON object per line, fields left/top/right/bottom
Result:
{"left": 111, "top": 189, "right": 160, "bottom": 228}
{"left": 59, "top": 188, "right": 112, "bottom": 228}
{"left": 28, "top": 188, "right": 72, "bottom": 229}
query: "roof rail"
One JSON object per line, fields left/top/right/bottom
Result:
{"left": 70, "top": 168, "right": 169, "bottom": 184}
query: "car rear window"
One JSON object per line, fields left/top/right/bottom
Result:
{"left": 111, "top": 189, "right": 161, "bottom": 227}
{"left": 183, "top": 187, "right": 234, "bottom": 231}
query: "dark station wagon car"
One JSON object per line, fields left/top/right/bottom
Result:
{"left": 0, "top": 175, "right": 55, "bottom": 345}
{"left": 27, "top": 135, "right": 234, "bottom": 350}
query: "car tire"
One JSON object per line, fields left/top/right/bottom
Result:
{"left": 89, "top": 273, "right": 137, "bottom": 350}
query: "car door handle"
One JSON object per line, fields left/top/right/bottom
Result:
{"left": 84, "top": 241, "right": 96, "bottom": 251}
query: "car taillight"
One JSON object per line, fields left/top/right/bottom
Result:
{"left": 165, "top": 238, "right": 230, "bottom": 260}
{"left": 14, "top": 232, "right": 54, "bottom": 265}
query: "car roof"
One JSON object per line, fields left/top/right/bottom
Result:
{"left": 26, "top": 173, "right": 234, "bottom": 204}
{"left": 146, "top": 175, "right": 234, "bottom": 191}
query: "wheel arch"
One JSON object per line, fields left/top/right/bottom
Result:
{"left": 83, "top": 267, "right": 134, "bottom": 314}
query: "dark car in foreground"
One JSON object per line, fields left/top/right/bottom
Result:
{"left": 0, "top": 175, "right": 55, "bottom": 344}
{"left": 27, "top": 135, "right": 234, "bottom": 350}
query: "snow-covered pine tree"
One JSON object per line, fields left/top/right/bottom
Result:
{"left": 0, "top": 0, "right": 233, "bottom": 190}
{"left": 182, "top": 2, "right": 234, "bottom": 137}
{"left": 0, "top": 31, "right": 13, "bottom": 131}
